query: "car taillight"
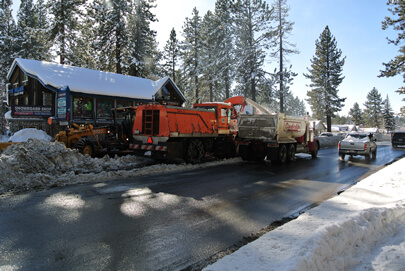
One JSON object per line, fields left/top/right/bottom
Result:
{"left": 364, "top": 143, "right": 367, "bottom": 150}
{"left": 338, "top": 141, "right": 341, "bottom": 149}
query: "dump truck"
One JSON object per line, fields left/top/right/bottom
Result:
{"left": 236, "top": 113, "right": 319, "bottom": 163}
{"left": 130, "top": 102, "right": 236, "bottom": 163}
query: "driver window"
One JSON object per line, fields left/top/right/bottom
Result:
{"left": 221, "top": 108, "right": 227, "bottom": 117}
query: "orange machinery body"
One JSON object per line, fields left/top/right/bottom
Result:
{"left": 55, "top": 123, "right": 109, "bottom": 149}
{"left": 130, "top": 102, "right": 235, "bottom": 162}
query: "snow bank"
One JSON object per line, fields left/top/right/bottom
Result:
{"left": 204, "top": 158, "right": 405, "bottom": 271}
{"left": 0, "top": 139, "right": 240, "bottom": 193}
{"left": 8, "top": 128, "right": 52, "bottom": 142}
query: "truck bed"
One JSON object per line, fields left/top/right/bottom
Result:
{"left": 237, "top": 114, "right": 278, "bottom": 140}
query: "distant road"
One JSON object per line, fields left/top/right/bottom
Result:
{"left": 0, "top": 144, "right": 403, "bottom": 271}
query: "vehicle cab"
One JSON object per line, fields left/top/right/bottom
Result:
{"left": 193, "top": 102, "right": 233, "bottom": 135}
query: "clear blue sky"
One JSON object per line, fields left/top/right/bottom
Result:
{"left": 12, "top": 0, "right": 405, "bottom": 115}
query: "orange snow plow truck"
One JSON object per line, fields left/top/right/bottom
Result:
{"left": 129, "top": 102, "right": 237, "bottom": 163}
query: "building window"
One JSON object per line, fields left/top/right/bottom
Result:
{"left": 116, "top": 100, "right": 133, "bottom": 108}
{"left": 22, "top": 74, "right": 28, "bottom": 86}
{"left": 43, "top": 92, "right": 52, "bottom": 106}
{"left": 73, "top": 97, "right": 93, "bottom": 118}
{"left": 96, "top": 98, "right": 113, "bottom": 118}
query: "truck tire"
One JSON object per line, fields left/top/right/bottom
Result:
{"left": 217, "top": 140, "right": 237, "bottom": 159}
{"left": 185, "top": 139, "right": 205, "bottom": 164}
{"left": 225, "top": 140, "right": 237, "bottom": 158}
{"left": 339, "top": 154, "right": 345, "bottom": 161}
{"left": 75, "top": 138, "right": 95, "bottom": 157}
{"left": 239, "top": 145, "right": 251, "bottom": 161}
{"left": 372, "top": 149, "right": 377, "bottom": 159}
{"left": 278, "top": 144, "right": 287, "bottom": 164}
{"left": 287, "top": 144, "right": 295, "bottom": 163}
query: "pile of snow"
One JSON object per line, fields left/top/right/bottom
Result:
{"left": 204, "top": 158, "right": 405, "bottom": 271}
{"left": 0, "top": 139, "right": 240, "bottom": 193}
{"left": 8, "top": 128, "right": 52, "bottom": 142}
{"left": 0, "top": 135, "right": 8, "bottom": 143}
{"left": 4, "top": 110, "right": 12, "bottom": 120}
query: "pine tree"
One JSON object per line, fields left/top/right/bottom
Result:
{"left": 383, "top": 95, "right": 396, "bottom": 131}
{"left": 0, "top": 0, "right": 16, "bottom": 89}
{"left": 126, "top": 0, "right": 160, "bottom": 78}
{"left": 284, "top": 91, "right": 306, "bottom": 116}
{"left": 200, "top": 10, "right": 218, "bottom": 102}
{"left": 181, "top": 7, "right": 203, "bottom": 105}
{"left": 89, "top": 0, "right": 130, "bottom": 74}
{"left": 380, "top": 0, "right": 405, "bottom": 113}
{"left": 270, "top": 0, "right": 298, "bottom": 113}
{"left": 349, "top": 102, "right": 363, "bottom": 126}
{"left": 0, "top": 0, "right": 15, "bottom": 135}
{"left": 271, "top": 64, "right": 297, "bottom": 113}
{"left": 214, "top": 0, "right": 235, "bottom": 100}
{"left": 363, "top": 87, "right": 383, "bottom": 128}
{"left": 47, "top": 0, "right": 86, "bottom": 65}
{"left": 233, "top": 0, "right": 274, "bottom": 102}
{"left": 69, "top": 1, "right": 97, "bottom": 69}
{"left": 15, "top": 0, "right": 51, "bottom": 61}
{"left": 304, "top": 26, "right": 346, "bottom": 132}
{"left": 162, "top": 28, "right": 179, "bottom": 82}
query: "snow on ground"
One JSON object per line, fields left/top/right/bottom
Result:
{"left": 204, "top": 157, "right": 405, "bottom": 271}
{"left": 1, "top": 130, "right": 403, "bottom": 270}
{"left": 0, "top": 139, "right": 240, "bottom": 194}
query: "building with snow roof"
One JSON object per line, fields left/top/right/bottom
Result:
{"left": 6, "top": 58, "right": 185, "bottom": 135}
{"left": 309, "top": 120, "right": 327, "bottom": 136}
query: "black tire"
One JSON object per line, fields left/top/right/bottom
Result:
{"left": 365, "top": 153, "right": 371, "bottom": 161}
{"left": 372, "top": 149, "right": 377, "bottom": 159}
{"left": 278, "top": 144, "right": 287, "bottom": 164}
{"left": 254, "top": 151, "right": 266, "bottom": 162}
{"left": 311, "top": 142, "right": 319, "bottom": 158}
{"left": 185, "top": 139, "right": 205, "bottom": 164}
{"left": 75, "top": 138, "right": 95, "bottom": 157}
{"left": 287, "top": 144, "right": 296, "bottom": 163}
{"left": 239, "top": 145, "right": 251, "bottom": 161}
{"left": 224, "top": 140, "right": 237, "bottom": 159}
{"left": 339, "top": 153, "right": 345, "bottom": 161}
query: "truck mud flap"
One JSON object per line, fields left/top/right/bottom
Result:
{"left": 166, "top": 141, "right": 184, "bottom": 161}
{"left": 266, "top": 146, "right": 279, "bottom": 162}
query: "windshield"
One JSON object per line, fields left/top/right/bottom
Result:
{"left": 393, "top": 133, "right": 405, "bottom": 139}
{"left": 346, "top": 134, "right": 367, "bottom": 139}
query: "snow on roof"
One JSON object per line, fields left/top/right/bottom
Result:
{"left": 7, "top": 58, "right": 185, "bottom": 101}
{"left": 309, "top": 120, "right": 326, "bottom": 130}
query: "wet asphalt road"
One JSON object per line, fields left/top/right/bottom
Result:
{"left": 0, "top": 144, "right": 404, "bottom": 271}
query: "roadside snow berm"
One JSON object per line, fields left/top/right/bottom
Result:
{"left": 204, "top": 158, "right": 405, "bottom": 271}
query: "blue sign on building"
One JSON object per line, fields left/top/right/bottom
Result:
{"left": 57, "top": 86, "right": 70, "bottom": 121}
